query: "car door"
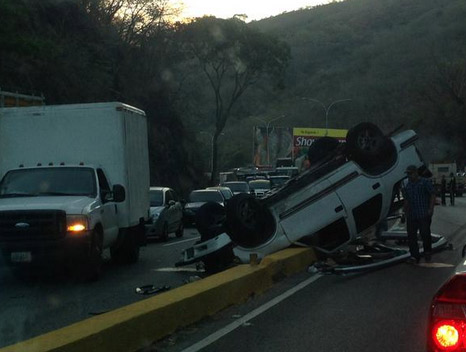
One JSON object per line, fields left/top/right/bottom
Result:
{"left": 97, "top": 168, "right": 119, "bottom": 246}
{"left": 274, "top": 175, "right": 350, "bottom": 253}
{"left": 326, "top": 162, "right": 386, "bottom": 238}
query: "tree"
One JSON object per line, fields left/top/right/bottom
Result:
{"left": 177, "top": 17, "right": 290, "bottom": 184}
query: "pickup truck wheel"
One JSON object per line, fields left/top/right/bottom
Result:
{"left": 346, "top": 122, "right": 395, "bottom": 170}
{"left": 175, "top": 221, "right": 184, "bottom": 238}
{"left": 196, "top": 202, "right": 226, "bottom": 240}
{"left": 307, "top": 136, "right": 340, "bottom": 164}
{"left": 225, "top": 194, "right": 276, "bottom": 248}
{"left": 195, "top": 202, "right": 234, "bottom": 273}
{"left": 110, "top": 229, "right": 140, "bottom": 264}
{"left": 79, "top": 231, "right": 103, "bottom": 281}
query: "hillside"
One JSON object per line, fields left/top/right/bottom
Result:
{"left": 222, "top": 0, "right": 466, "bottom": 166}
{"left": 1, "top": 0, "right": 465, "bottom": 190}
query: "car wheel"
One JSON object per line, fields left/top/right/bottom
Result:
{"left": 195, "top": 202, "right": 234, "bottom": 274}
{"left": 195, "top": 202, "right": 226, "bottom": 240}
{"left": 176, "top": 221, "right": 184, "bottom": 238}
{"left": 161, "top": 222, "right": 169, "bottom": 242}
{"left": 225, "top": 193, "right": 276, "bottom": 248}
{"left": 79, "top": 231, "right": 103, "bottom": 281}
{"left": 346, "top": 122, "right": 395, "bottom": 171}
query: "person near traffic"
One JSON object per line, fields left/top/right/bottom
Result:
{"left": 449, "top": 173, "right": 456, "bottom": 206}
{"left": 440, "top": 175, "right": 447, "bottom": 206}
{"left": 402, "top": 165, "right": 436, "bottom": 263}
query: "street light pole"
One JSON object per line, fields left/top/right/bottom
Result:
{"left": 253, "top": 115, "right": 284, "bottom": 166}
{"left": 301, "top": 98, "right": 352, "bottom": 135}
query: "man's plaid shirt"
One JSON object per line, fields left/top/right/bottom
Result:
{"left": 402, "top": 177, "right": 435, "bottom": 219}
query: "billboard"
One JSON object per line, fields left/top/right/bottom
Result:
{"left": 293, "top": 127, "right": 347, "bottom": 159}
{"left": 252, "top": 126, "right": 348, "bottom": 168}
{"left": 253, "top": 126, "right": 293, "bottom": 167}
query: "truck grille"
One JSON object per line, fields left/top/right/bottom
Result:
{"left": 0, "top": 210, "right": 67, "bottom": 241}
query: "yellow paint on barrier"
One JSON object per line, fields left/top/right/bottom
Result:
{"left": 0, "top": 247, "right": 316, "bottom": 352}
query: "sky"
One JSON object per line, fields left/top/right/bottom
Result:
{"left": 178, "top": 0, "right": 331, "bottom": 22}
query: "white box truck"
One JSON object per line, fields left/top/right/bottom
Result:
{"left": 0, "top": 102, "right": 150, "bottom": 280}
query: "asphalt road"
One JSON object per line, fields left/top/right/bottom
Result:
{"left": 0, "top": 228, "right": 203, "bottom": 349}
{"left": 153, "top": 198, "right": 466, "bottom": 352}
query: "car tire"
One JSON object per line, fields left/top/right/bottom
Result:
{"left": 175, "top": 221, "right": 184, "bottom": 238}
{"left": 307, "top": 136, "right": 340, "bottom": 165}
{"left": 346, "top": 122, "right": 395, "bottom": 171}
{"left": 195, "top": 202, "right": 226, "bottom": 240}
{"left": 79, "top": 231, "right": 103, "bottom": 281}
{"left": 194, "top": 202, "right": 234, "bottom": 274}
{"left": 225, "top": 193, "right": 276, "bottom": 248}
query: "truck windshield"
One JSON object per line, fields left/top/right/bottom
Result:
{"left": 0, "top": 167, "right": 97, "bottom": 197}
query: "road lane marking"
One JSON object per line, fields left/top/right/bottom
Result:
{"left": 180, "top": 274, "right": 322, "bottom": 352}
{"left": 416, "top": 262, "right": 454, "bottom": 268}
{"left": 163, "top": 237, "right": 200, "bottom": 247}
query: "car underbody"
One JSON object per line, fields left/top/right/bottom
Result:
{"left": 176, "top": 122, "right": 446, "bottom": 273}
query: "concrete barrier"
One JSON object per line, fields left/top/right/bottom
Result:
{"left": 1, "top": 247, "right": 316, "bottom": 352}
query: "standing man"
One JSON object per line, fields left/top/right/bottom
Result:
{"left": 440, "top": 175, "right": 447, "bottom": 206}
{"left": 402, "top": 165, "right": 436, "bottom": 263}
{"left": 449, "top": 173, "right": 456, "bottom": 206}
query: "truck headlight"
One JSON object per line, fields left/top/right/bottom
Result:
{"left": 66, "top": 215, "right": 89, "bottom": 233}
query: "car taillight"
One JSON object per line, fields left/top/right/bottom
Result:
{"left": 429, "top": 274, "right": 466, "bottom": 351}
{"left": 432, "top": 321, "right": 461, "bottom": 350}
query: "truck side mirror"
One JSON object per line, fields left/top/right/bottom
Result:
{"left": 113, "top": 184, "right": 126, "bottom": 202}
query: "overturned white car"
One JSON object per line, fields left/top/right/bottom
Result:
{"left": 177, "top": 123, "right": 430, "bottom": 272}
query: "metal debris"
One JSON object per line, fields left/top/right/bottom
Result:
{"left": 135, "top": 285, "right": 171, "bottom": 295}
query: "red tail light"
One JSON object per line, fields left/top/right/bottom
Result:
{"left": 432, "top": 321, "right": 461, "bottom": 350}
{"left": 428, "top": 274, "right": 466, "bottom": 351}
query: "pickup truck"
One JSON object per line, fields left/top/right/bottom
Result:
{"left": 177, "top": 123, "right": 430, "bottom": 271}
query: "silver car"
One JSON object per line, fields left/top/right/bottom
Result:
{"left": 145, "top": 187, "right": 184, "bottom": 241}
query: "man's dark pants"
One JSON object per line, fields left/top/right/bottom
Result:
{"left": 406, "top": 216, "right": 432, "bottom": 259}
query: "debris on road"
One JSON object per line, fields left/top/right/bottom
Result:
{"left": 135, "top": 285, "right": 171, "bottom": 295}
{"left": 307, "top": 233, "right": 448, "bottom": 275}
